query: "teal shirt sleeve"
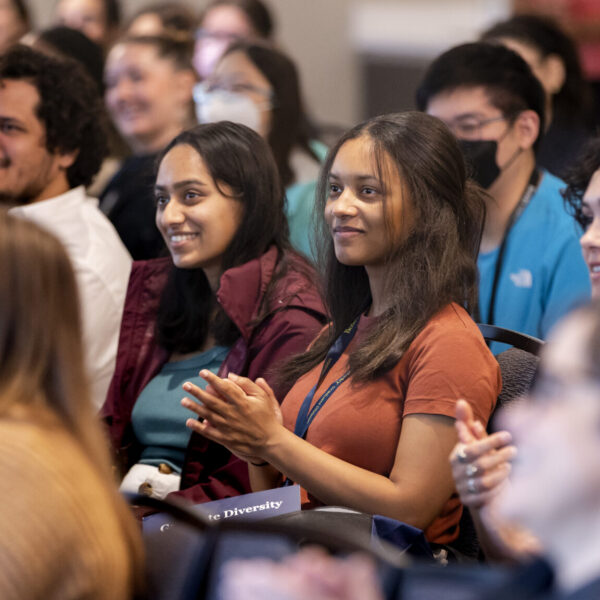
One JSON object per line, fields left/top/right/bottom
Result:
{"left": 131, "top": 346, "right": 230, "bottom": 472}
{"left": 285, "top": 180, "right": 318, "bottom": 260}
{"left": 284, "top": 140, "right": 329, "bottom": 262}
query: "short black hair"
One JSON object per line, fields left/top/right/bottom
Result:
{"left": 416, "top": 42, "right": 546, "bottom": 150}
{"left": 0, "top": 45, "right": 108, "bottom": 188}
{"left": 562, "top": 136, "right": 600, "bottom": 229}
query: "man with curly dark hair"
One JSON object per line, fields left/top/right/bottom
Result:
{"left": 563, "top": 137, "right": 600, "bottom": 299}
{"left": 2, "top": 44, "right": 132, "bottom": 411}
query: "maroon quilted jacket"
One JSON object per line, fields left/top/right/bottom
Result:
{"left": 102, "top": 246, "right": 326, "bottom": 504}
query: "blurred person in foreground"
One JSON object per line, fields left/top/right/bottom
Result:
{"left": 451, "top": 299, "right": 600, "bottom": 599}
{"left": 0, "top": 45, "right": 131, "bottom": 410}
{"left": 220, "top": 548, "right": 383, "bottom": 600}
{"left": 0, "top": 211, "right": 142, "bottom": 600}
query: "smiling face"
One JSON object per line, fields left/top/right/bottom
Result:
{"left": 155, "top": 144, "right": 243, "bottom": 286}
{"left": 579, "top": 169, "right": 600, "bottom": 299}
{"left": 0, "top": 79, "right": 74, "bottom": 205}
{"left": 325, "top": 135, "right": 407, "bottom": 270}
{"left": 105, "top": 42, "right": 194, "bottom": 154}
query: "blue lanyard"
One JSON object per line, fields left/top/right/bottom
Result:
{"left": 292, "top": 316, "right": 360, "bottom": 440}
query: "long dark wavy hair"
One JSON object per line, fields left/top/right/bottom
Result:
{"left": 155, "top": 121, "right": 296, "bottom": 354}
{"left": 285, "top": 111, "right": 485, "bottom": 382}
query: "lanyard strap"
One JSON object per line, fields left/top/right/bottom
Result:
{"left": 483, "top": 169, "right": 541, "bottom": 326}
{"left": 292, "top": 316, "right": 360, "bottom": 440}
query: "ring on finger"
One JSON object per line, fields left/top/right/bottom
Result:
{"left": 467, "top": 478, "right": 478, "bottom": 494}
{"left": 466, "top": 464, "right": 478, "bottom": 477}
{"left": 456, "top": 444, "right": 468, "bottom": 464}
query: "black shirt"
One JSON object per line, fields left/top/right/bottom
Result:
{"left": 99, "top": 153, "right": 166, "bottom": 260}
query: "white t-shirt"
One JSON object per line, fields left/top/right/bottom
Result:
{"left": 10, "top": 186, "right": 132, "bottom": 410}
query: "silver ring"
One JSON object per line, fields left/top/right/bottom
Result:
{"left": 467, "top": 478, "right": 478, "bottom": 494}
{"left": 456, "top": 445, "right": 468, "bottom": 464}
{"left": 466, "top": 463, "right": 478, "bottom": 477}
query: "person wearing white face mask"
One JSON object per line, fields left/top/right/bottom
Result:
{"left": 194, "top": 41, "right": 327, "bottom": 261}
{"left": 194, "top": 75, "right": 271, "bottom": 135}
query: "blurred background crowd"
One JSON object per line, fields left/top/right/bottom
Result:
{"left": 3, "top": 1, "right": 600, "bottom": 599}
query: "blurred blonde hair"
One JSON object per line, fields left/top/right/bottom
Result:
{"left": 0, "top": 210, "right": 144, "bottom": 594}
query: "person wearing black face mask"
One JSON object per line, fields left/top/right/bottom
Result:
{"left": 416, "top": 42, "right": 590, "bottom": 353}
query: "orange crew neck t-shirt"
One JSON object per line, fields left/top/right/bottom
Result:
{"left": 280, "top": 303, "right": 501, "bottom": 544}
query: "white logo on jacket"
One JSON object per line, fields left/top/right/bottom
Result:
{"left": 509, "top": 269, "right": 533, "bottom": 288}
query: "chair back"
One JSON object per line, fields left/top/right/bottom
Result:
{"left": 477, "top": 324, "right": 544, "bottom": 355}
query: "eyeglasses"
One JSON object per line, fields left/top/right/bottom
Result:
{"left": 194, "top": 79, "right": 273, "bottom": 102}
{"left": 195, "top": 28, "right": 243, "bottom": 43}
{"left": 445, "top": 115, "right": 510, "bottom": 140}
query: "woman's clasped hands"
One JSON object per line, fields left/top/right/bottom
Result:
{"left": 181, "top": 371, "right": 283, "bottom": 464}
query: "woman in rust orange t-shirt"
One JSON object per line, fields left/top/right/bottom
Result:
{"left": 181, "top": 111, "right": 501, "bottom": 545}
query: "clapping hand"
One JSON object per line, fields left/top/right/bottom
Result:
{"left": 449, "top": 400, "right": 516, "bottom": 509}
{"left": 181, "top": 371, "right": 283, "bottom": 463}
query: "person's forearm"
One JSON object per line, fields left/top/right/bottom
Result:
{"left": 261, "top": 426, "right": 450, "bottom": 529}
{"left": 248, "top": 462, "right": 282, "bottom": 492}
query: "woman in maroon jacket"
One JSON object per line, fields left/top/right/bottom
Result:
{"left": 103, "top": 121, "right": 325, "bottom": 504}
